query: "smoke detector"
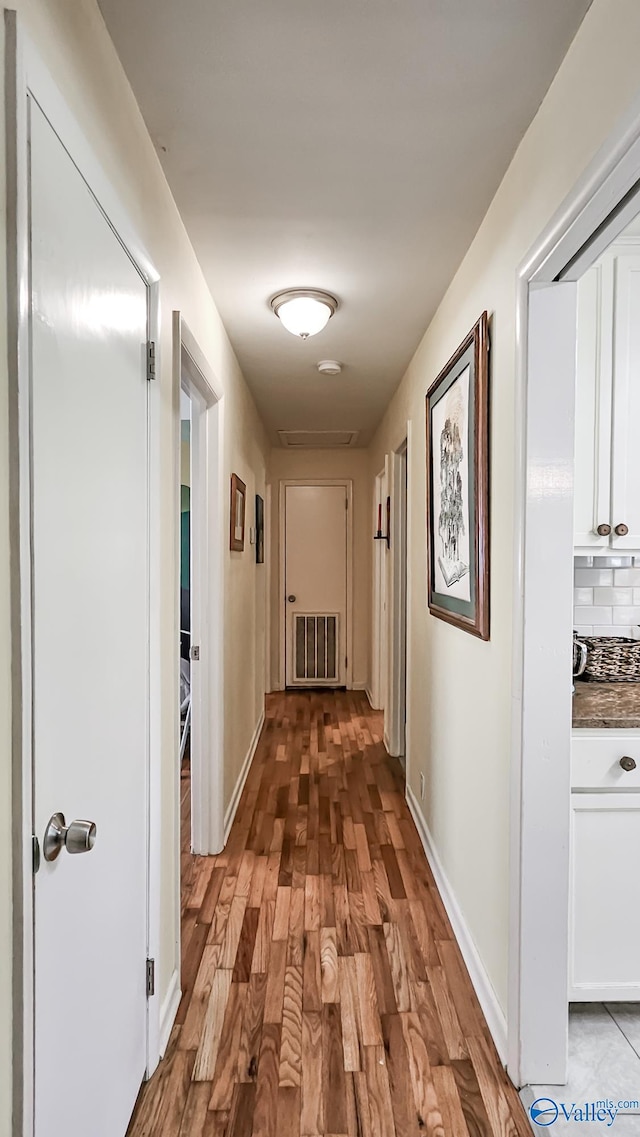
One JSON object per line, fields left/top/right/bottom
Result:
{"left": 317, "top": 360, "right": 342, "bottom": 376}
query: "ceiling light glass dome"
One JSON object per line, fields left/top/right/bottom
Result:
{"left": 270, "top": 289, "right": 339, "bottom": 339}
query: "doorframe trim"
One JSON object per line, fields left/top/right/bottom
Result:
{"left": 7, "top": 18, "right": 163, "bottom": 1132}
{"left": 386, "top": 429, "right": 409, "bottom": 760}
{"left": 510, "top": 87, "right": 640, "bottom": 1086}
{"left": 173, "top": 313, "right": 225, "bottom": 857}
{"left": 278, "top": 479, "right": 354, "bottom": 690}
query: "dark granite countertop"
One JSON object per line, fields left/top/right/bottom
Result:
{"left": 573, "top": 681, "right": 640, "bottom": 729}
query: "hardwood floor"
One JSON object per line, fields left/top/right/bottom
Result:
{"left": 128, "top": 691, "right": 531, "bottom": 1137}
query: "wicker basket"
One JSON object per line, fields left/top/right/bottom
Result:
{"left": 575, "top": 635, "right": 640, "bottom": 682}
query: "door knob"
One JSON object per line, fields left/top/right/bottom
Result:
{"left": 615, "top": 523, "right": 629, "bottom": 536}
{"left": 619, "top": 756, "right": 637, "bottom": 772}
{"left": 43, "top": 812, "right": 97, "bottom": 862}
{"left": 287, "top": 595, "right": 296, "bottom": 603}
{"left": 596, "top": 523, "right": 612, "bottom": 536}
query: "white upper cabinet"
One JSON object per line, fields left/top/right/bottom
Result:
{"left": 574, "top": 240, "right": 640, "bottom": 552}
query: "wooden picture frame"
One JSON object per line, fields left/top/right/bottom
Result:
{"left": 255, "top": 494, "right": 264, "bottom": 564}
{"left": 425, "top": 312, "right": 490, "bottom": 639}
{"left": 229, "top": 473, "right": 246, "bottom": 552}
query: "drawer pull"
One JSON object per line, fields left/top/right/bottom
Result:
{"left": 619, "top": 756, "right": 637, "bottom": 772}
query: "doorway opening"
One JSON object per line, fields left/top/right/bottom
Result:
{"left": 386, "top": 436, "right": 409, "bottom": 765}
{"left": 179, "top": 389, "right": 192, "bottom": 784}
{"left": 511, "top": 104, "right": 640, "bottom": 1101}
{"left": 371, "top": 465, "right": 388, "bottom": 711}
{"left": 173, "top": 314, "right": 224, "bottom": 857}
{"left": 518, "top": 206, "right": 640, "bottom": 1115}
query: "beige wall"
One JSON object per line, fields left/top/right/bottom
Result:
{"left": 368, "top": 0, "right": 640, "bottom": 1016}
{"left": 0, "top": 3, "right": 269, "bottom": 1132}
{"left": 268, "top": 449, "right": 371, "bottom": 691}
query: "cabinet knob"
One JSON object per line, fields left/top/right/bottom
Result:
{"left": 615, "top": 523, "right": 629, "bottom": 537}
{"left": 619, "top": 756, "right": 637, "bottom": 772}
{"left": 596, "top": 523, "right": 612, "bottom": 536}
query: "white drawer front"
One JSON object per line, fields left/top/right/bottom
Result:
{"left": 572, "top": 734, "right": 640, "bottom": 790}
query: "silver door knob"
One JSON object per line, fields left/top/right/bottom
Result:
{"left": 43, "top": 812, "right": 97, "bottom": 862}
{"left": 287, "top": 595, "right": 296, "bottom": 603}
{"left": 619, "top": 756, "right": 637, "bottom": 772}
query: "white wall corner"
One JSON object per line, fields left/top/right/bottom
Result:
{"left": 364, "top": 688, "right": 375, "bottom": 708}
{"left": 406, "top": 784, "right": 508, "bottom": 1065}
{"left": 223, "top": 708, "right": 266, "bottom": 844}
{"left": 158, "top": 968, "right": 181, "bottom": 1059}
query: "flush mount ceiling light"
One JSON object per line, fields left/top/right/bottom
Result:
{"left": 270, "top": 288, "right": 338, "bottom": 339}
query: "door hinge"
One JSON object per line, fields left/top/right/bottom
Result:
{"left": 345, "top": 498, "right": 348, "bottom": 510}
{"left": 146, "top": 958, "right": 155, "bottom": 998}
{"left": 190, "top": 644, "right": 200, "bottom": 661}
{"left": 32, "top": 835, "right": 41, "bottom": 875}
{"left": 146, "top": 340, "right": 156, "bottom": 382}
{"left": 345, "top": 655, "right": 348, "bottom": 668}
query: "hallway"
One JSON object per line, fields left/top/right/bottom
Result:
{"left": 128, "top": 692, "right": 530, "bottom": 1137}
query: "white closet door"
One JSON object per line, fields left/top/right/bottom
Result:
{"left": 285, "top": 484, "right": 347, "bottom": 686}
{"left": 30, "top": 100, "right": 150, "bottom": 1136}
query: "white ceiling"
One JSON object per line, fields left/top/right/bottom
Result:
{"left": 99, "top": 0, "right": 592, "bottom": 446}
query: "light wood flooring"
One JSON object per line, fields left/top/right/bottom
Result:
{"left": 128, "top": 690, "right": 530, "bottom": 1137}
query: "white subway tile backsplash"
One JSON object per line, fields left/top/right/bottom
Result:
{"left": 593, "top": 625, "right": 632, "bottom": 637}
{"left": 613, "top": 568, "right": 640, "bottom": 585}
{"left": 574, "top": 587, "right": 594, "bottom": 605}
{"left": 597, "top": 556, "right": 633, "bottom": 568}
{"left": 593, "top": 586, "right": 633, "bottom": 605}
{"left": 612, "top": 607, "right": 640, "bottom": 626}
{"left": 574, "top": 568, "right": 614, "bottom": 586}
{"left": 574, "top": 606, "right": 614, "bottom": 624}
{"left": 573, "top": 557, "right": 640, "bottom": 638}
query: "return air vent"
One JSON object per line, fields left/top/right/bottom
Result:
{"left": 294, "top": 614, "right": 338, "bottom": 682}
{"left": 278, "top": 430, "right": 359, "bottom": 449}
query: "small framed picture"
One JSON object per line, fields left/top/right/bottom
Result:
{"left": 425, "top": 312, "right": 490, "bottom": 639}
{"left": 255, "top": 494, "right": 264, "bottom": 564}
{"left": 230, "top": 473, "right": 246, "bottom": 552}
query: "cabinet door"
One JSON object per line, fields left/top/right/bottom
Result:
{"left": 573, "top": 257, "right": 614, "bottom": 550}
{"left": 611, "top": 253, "right": 640, "bottom": 548}
{"left": 570, "top": 792, "right": 640, "bottom": 1000}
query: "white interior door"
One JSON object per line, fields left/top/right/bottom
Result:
{"left": 30, "top": 100, "right": 150, "bottom": 1135}
{"left": 284, "top": 484, "right": 347, "bottom": 686}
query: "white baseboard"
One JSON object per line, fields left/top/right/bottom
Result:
{"left": 223, "top": 709, "right": 266, "bottom": 843}
{"left": 406, "top": 784, "right": 508, "bottom": 1065}
{"left": 158, "top": 967, "right": 181, "bottom": 1058}
{"left": 365, "top": 687, "right": 383, "bottom": 710}
{"left": 351, "top": 680, "right": 368, "bottom": 691}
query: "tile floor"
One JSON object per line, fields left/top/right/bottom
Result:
{"left": 520, "top": 1003, "right": 640, "bottom": 1134}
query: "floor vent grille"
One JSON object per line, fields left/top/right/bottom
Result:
{"left": 294, "top": 614, "right": 338, "bottom": 681}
